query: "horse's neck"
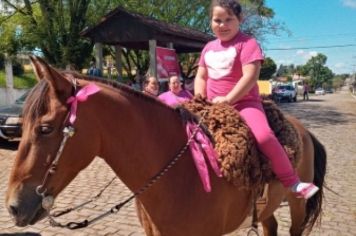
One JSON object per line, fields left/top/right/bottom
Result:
{"left": 96, "top": 87, "right": 187, "bottom": 191}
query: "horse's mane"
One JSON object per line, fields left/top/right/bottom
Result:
{"left": 23, "top": 70, "right": 177, "bottom": 125}
{"left": 23, "top": 79, "right": 50, "bottom": 126}
{"left": 65, "top": 71, "right": 171, "bottom": 108}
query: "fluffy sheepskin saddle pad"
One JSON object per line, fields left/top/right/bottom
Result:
{"left": 180, "top": 96, "right": 301, "bottom": 189}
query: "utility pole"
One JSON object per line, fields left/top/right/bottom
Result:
{"left": 352, "top": 56, "right": 356, "bottom": 94}
{"left": 352, "top": 65, "right": 356, "bottom": 95}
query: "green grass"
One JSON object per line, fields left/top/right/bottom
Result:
{"left": 0, "top": 71, "right": 37, "bottom": 89}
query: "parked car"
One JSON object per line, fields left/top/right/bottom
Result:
{"left": 0, "top": 91, "right": 29, "bottom": 140}
{"left": 272, "top": 84, "right": 297, "bottom": 102}
{"left": 325, "top": 88, "right": 334, "bottom": 93}
{"left": 315, "top": 88, "right": 326, "bottom": 95}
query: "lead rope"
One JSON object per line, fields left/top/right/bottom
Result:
{"left": 51, "top": 176, "right": 116, "bottom": 217}
{"left": 44, "top": 110, "right": 208, "bottom": 229}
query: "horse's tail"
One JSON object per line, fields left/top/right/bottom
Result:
{"left": 303, "top": 131, "right": 327, "bottom": 231}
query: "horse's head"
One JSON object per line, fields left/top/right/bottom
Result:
{"left": 6, "top": 56, "right": 101, "bottom": 226}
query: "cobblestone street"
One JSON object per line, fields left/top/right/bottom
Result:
{"left": 1, "top": 88, "right": 355, "bottom": 236}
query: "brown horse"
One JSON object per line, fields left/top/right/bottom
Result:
{"left": 6, "top": 56, "right": 326, "bottom": 236}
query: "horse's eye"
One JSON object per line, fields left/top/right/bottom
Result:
{"left": 39, "top": 125, "right": 53, "bottom": 135}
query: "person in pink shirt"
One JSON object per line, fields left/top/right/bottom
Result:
{"left": 159, "top": 75, "right": 193, "bottom": 107}
{"left": 194, "top": 0, "right": 318, "bottom": 199}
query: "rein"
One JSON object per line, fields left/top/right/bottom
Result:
{"left": 35, "top": 82, "right": 208, "bottom": 229}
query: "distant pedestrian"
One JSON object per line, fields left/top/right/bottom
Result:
{"left": 88, "top": 61, "right": 102, "bottom": 77}
{"left": 303, "top": 82, "right": 309, "bottom": 101}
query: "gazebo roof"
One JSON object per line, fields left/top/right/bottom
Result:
{"left": 80, "top": 7, "right": 215, "bottom": 53}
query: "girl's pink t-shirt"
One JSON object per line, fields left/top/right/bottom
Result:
{"left": 198, "top": 31, "right": 264, "bottom": 104}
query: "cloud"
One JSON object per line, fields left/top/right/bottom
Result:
{"left": 277, "top": 59, "right": 294, "bottom": 65}
{"left": 334, "top": 62, "right": 346, "bottom": 68}
{"left": 295, "top": 50, "right": 318, "bottom": 60}
{"left": 273, "top": 51, "right": 322, "bottom": 68}
{"left": 296, "top": 50, "right": 305, "bottom": 55}
{"left": 309, "top": 51, "right": 318, "bottom": 57}
{"left": 342, "top": 0, "right": 356, "bottom": 8}
{"left": 330, "top": 62, "right": 349, "bottom": 74}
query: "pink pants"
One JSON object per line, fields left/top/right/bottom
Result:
{"left": 235, "top": 101, "right": 299, "bottom": 187}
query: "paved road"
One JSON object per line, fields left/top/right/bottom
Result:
{"left": 1, "top": 88, "right": 355, "bottom": 236}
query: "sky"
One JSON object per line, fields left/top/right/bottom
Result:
{"left": 264, "top": 0, "right": 356, "bottom": 75}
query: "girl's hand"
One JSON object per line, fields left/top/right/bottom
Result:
{"left": 212, "top": 96, "right": 230, "bottom": 104}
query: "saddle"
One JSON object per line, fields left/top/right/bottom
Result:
{"left": 181, "top": 96, "right": 301, "bottom": 191}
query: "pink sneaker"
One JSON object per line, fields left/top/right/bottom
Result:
{"left": 293, "top": 182, "right": 319, "bottom": 199}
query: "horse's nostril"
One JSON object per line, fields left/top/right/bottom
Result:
{"left": 9, "top": 205, "right": 19, "bottom": 217}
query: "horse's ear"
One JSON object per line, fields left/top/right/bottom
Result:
{"left": 29, "top": 55, "right": 45, "bottom": 81}
{"left": 29, "top": 55, "right": 72, "bottom": 99}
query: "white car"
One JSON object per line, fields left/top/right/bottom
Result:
{"left": 273, "top": 85, "right": 297, "bottom": 102}
{"left": 315, "top": 88, "right": 325, "bottom": 95}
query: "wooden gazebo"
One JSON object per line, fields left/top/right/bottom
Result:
{"left": 80, "top": 6, "right": 214, "bottom": 78}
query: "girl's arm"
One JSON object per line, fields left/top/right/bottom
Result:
{"left": 213, "top": 61, "right": 261, "bottom": 104}
{"left": 194, "top": 66, "right": 208, "bottom": 98}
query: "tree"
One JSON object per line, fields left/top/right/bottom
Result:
{"left": 1, "top": 0, "right": 282, "bottom": 77}
{"left": 260, "top": 57, "right": 276, "bottom": 80}
{"left": 0, "top": 7, "right": 29, "bottom": 103}
{"left": 319, "top": 66, "right": 333, "bottom": 88}
{"left": 295, "top": 65, "right": 308, "bottom": 77}
{"left": 239, "top": 0, "right": 286, "bottom": 41}
{"left": 302, "top": 53, "right": 333, "bottom": 88}
{"left": 0, "top": 6, "right": 31, "bottom": 72}
{"left": 97, "top": 0, "right": 281, "bottom": 79}
{"left": 332, "top": 75, "right": 346, "bottom": 90}
{"left": 0, "top": 0, "right": 111, "bottom": 68}
{"left": 276, "top": 64, "right": 289, "bottom": 77}
{"left": 99, "top": 0, "right": 212, "bottom": 79}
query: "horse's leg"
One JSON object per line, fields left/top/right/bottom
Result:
{"left": 135, "top": 199, "right": 161, "bottom": 236}
{"left": 261, "top": 214, "right": 278, "bottom": 236}
{"left": 258, "top": 181, "right": 285, "bottom": 236}
{"left": 285, "top": 116, "right": 327, "bottom": 235}
{"left": 286, "top": 193, "right": 306, "bottom": 236}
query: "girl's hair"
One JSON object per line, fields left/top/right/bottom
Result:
{"left": 210, "top": 0, "right": 242, "bottom": 19}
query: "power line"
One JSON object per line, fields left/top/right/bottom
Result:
{"left": 267, "top": 32, "right": 356, "bottom": 43}
{"left": 265, "top": 44, "right": 356, "bottom": 51}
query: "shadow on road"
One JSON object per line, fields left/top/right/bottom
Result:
{"left": 279, "top": 101, "right": 356, "bottom": 129}
{"left": 275, "top": 98, "right": 324, "bottom": 104}
{"left": 0, "top": 139, "right": 19, "bottom": 151}
{"left": 0, "top": 233, "right": 41, "bottom": 236}
{"left": 298, "top": 98, "right": 324, "bottom": 102}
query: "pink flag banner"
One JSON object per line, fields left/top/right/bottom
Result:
{"left": 156, "top": 47, "right": 180, "bottom": 79}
